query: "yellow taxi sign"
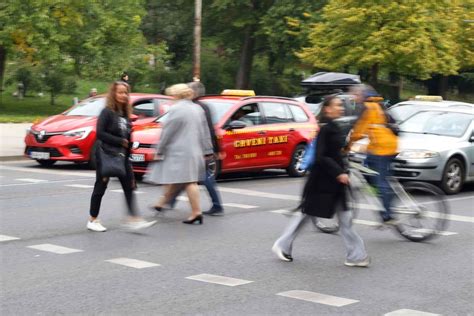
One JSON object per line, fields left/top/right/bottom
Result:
{"left": 221, "top": 89, "right": 256, "bottom": 96}
{"left": 414, "top": 95, "right": 443, "bottom": 102}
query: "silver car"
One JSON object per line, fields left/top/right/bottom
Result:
{"left": 350, "top": 107, "right": 474, "bottom": 194}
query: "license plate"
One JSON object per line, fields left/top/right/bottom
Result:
{"left": 130, "top": 154, "right": 145, "bottom": 162}
{"left": 30, "top": 151, "right": 50, "bottom": 160}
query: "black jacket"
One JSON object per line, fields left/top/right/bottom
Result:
{"left": 195, "top": 100, "right": 219, "bottom": 153}
{"left": 301, "top": 118, "right": 347, "bottom": 218}
{"left": 96, "top": 107, "right": 133, "bottom": 175}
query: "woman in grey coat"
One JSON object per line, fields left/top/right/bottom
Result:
{"left": 146, "top": 83, "right": 213, "bottom": 224}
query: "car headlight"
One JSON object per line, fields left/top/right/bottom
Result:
{"left": 350, "top": 142, "right": 367, "bottom": 154}
{"left": 63, "top": 127, "right": 93, "bottom": 140}
{"left": 397, "top": 150, "right": 439, "bottom": 159}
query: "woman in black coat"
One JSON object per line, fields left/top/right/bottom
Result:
{"left": 272, "top": 96, "right": 369, "bottom": 267}
{"left": 87, "top": 81, "right": 155, "bottom": 232}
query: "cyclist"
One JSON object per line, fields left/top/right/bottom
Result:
{"left": 347, "top": 85, "right": 399, "bottom": 224}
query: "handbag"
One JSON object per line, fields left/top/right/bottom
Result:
{"left": 97, "top": 145, "right": 126, "bottom": 178}
{"left": 300, "top": 137, "right": 317, "bottom": 171}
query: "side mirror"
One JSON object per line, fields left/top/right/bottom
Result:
{"left": 470, "top": 132, "right": 474, "bottom": 142}
{"left": 130, "top": 114, "right": 139, "bottom": 122}
{"left": 226, "top": 120, "right": 247, "bottom": 130}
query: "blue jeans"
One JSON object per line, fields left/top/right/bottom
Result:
{"left": 366, "top": 154, "right": 396, "bottom": 221}
{"left": 169, "top": 168, "right": 222, "bottom": 210}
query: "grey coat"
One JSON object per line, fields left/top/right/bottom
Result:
{"left": 146, "top": 100, "right": 213, "bottom": 184}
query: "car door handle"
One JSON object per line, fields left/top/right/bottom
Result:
{"left": 257, "top": 130, "right": 266, "bottom": 135}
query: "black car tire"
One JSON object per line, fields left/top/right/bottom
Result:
{"left": 287, "top": 144, "right": 307, "bottom": 177}
{"left": 88, "top": 142, "right": 97, "bottom": 170}
{"left": 36, "top": 159, "right": 56, "bottom": 167}
{"left": 440, "top": 157, "right": 464, "bottom": 194}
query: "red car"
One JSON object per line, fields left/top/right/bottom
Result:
{"left": 24, "top": 93, "right": 172, "bottom": 167}
{"left": 130, "top": 91, "right": 318, "bottom": 177}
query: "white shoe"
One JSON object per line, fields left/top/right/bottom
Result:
{"left": 344, "top": 256, "right": 370, "bottom": 267}
{"left": 123, "top": 219, "right": 157, "bottom": 231}
{"left": 272, "top": 243, "right": 293, "bottom": 262}
{"left": 87, "top": 219, "right": 107, "bottom": 232}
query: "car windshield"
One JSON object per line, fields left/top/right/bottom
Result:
{"left": 65, "top": 98, "right": 106, "bottom": 116}
{"left": 154, "top": 100, "right": 234, "bottom": 125}
{"left": 400, "top": 111, "right": 473, "bottom": 137}
{"left": 388, "top": 104, "right": 424, "bottom": 122}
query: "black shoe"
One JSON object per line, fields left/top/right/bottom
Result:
{"left": 272, "top": 244, "right": 293, "bottom": 262}
{"left": 182, "top": 215, "right": 203, "bottom": 225}
{"left": 151, "top": 205, "right": 163, "bottom": 213}
{"left": 203, "top": 207, "right": 224, "bottom": 216}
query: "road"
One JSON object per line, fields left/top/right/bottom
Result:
{"left": 1, "top": 160, "right": 473, "bottom": 315}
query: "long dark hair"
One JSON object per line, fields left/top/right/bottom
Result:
{"left": 317, "top": 95, "right": 339, "bottom": 122}
{"left": 106, "top": 81, "right": 131, "bottom": 118}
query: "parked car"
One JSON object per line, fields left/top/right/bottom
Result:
{"left": 130, "top": 90, "right": 318, "bottom": 177}
{"left": 387, "top": 95, "right": 473, "bottom": 123}
{"left": 24, "top": 93, "right": 172, "bottom": 168}
{"left": 350, "top": 107, "right": 474, "bottom": 194}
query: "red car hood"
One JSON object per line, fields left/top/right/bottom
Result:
{"left": 131, "top": 123, "right": 162, "bottom": 144}
{"left": 32, "top": 115, "right": 97, "bottom": 133}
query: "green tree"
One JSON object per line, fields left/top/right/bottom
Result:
{"left": 299, "top": 0, "right": 468, "bottom": 86}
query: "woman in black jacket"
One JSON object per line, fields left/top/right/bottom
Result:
{"left": 272, "top": 96, "right": 369, "bottom": 267}
{"left": 87, "top": 81, "right": 155, "bottom": 232}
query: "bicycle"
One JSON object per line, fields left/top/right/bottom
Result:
{"left": 314, "top": 161, "right": 449, "bottom": 242}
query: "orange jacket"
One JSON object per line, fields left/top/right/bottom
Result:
{"left": 349, "top": 98, "right": 398, "bottom": 156}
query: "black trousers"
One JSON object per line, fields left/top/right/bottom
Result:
{"left": 89, "top": 161, "right": 136, "bottom": 218}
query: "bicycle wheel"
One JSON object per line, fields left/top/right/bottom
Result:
{"left": 392, "top": 181, "right": 449, "bottom": 242}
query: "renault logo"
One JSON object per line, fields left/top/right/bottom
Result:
{"left": 38, "top": 130, "right": 46, "bottom": 140}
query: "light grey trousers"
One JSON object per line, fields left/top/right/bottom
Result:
{"left": 274, "top": 209, "right": 367, "bottom": 261}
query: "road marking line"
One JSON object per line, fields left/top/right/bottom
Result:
{"left": 0, "top": 234, "right": 20, "bottom": 242}
{"left": 222, "top": 203, "right": 258, "bottom": 209}
{"left": 353, "top": 219, "right": 382, "bottom": 226}
{"left": 186, "top": 274, "right": 253, "bottom": 287}
{"left": 27, "top": 243, "right": 83, "bottom": 254}
{"left": 0, "top": 179, "right": 91, "bottom": 187}
{"left": 277, "top": 290, "right": 359, "bottom": 307}
{"left": 105, "top": 258, "right": 160, "bottom": 269}
{"left": 412, "top": 228, "right": 458, "bottom": 236}
{"left": 65, "top": 184, "right": 94, "bottom": 188}
{"left": 219, "top": 187, "right": 299, "bottom": 201}
{"left": 384, "top": 309, "right": 440, "bottom": 316}
{"left": 0, "top": 165, "right": 95, "bottom": 178}
{"left": 269, "top": 209, "right": 294, "bottom": 215}
{"left": 16, "top": 178, "right": 47, "bottom": 183}
{"left": 110, "top": 189, "right": 145, "bottom": 194}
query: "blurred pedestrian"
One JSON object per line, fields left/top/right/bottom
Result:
{"left": 120, "top": 72, "right": 129, "bottom": 84}
{"left": 167, "top": 81, "right": 225, "bottom": 215}
{"left": 348, "top": 84, "right": 398, "bottom": 224}
{"left": 89, "top": 88, "right": 98, "bottom": 98}
{"left": 87, "top": 81, "right": 156, "bottom": 232}
{"left": 146, "top": 83, "right": 213, "bottom": 224}
{"left": 272, "top": 96, "right": 369, "bottom": 267}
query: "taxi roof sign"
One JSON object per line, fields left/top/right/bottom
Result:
{"left": 221, "top": 89, "right": 256, "bottom": 96}
{"left": 414, "top": 95, "right": 443, "bottom": 102}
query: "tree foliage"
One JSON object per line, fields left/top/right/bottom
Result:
{"left": 299, "top": 0, "right": 471, "bottom": 81}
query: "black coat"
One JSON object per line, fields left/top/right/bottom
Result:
{"left": 95, "top": 107, "right": 133, "bottom": 175}
{"left": 301, "top": 118, "right": 347, "bottom": 218}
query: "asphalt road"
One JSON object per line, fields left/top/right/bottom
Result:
{"left": 1, "top": 160, "right": 473, "bottom": 315}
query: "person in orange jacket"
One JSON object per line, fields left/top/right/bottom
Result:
{"left": 348, "top": 85, "right": 398, "bottom": 223}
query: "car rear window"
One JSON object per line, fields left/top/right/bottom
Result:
{"left": 65, "top": 98, "right": 106, "bottom": 116}
{"left": 289, "top": 104, "right": 309, "bottom": 122}
{"left": 200, "top": 100, "right": 235, "bottom": 124}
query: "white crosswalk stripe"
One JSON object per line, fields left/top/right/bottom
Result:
{"left": 65, "top": 184, "right": 94, "bottom": 189}
{"left": 222, "top": 203, "right": 258, "bottom": 209}
{"left": 0, "top": 234, "right": 20, "bottom": 242}
{"left": 384, "top": 309, "right": 441, "bottom": 316}
{"left": 105, "top": 258, "right": 160, "bottom": 269}
{"left": 277, "top": 290, "right": 359, "bottom": 307}
{"left": 110, "top": 189, "right": 145, "bottom": 194}
{"left": 27, "top": 244, "right": 83, "bottom": 254}
{"left": 186, "top": 274, "right": 253, "bottom": 287}
{"left": 16, "top": 178, "right": 47, "bottom": 183}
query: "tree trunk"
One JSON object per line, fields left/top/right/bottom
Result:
{"left": 0, "top": 46, "right": 6, "bottom": 92}
{"left": 235, "top": 25, "right": 256, "bottom": 89}
{"left": 425, "top": 75, "right": 448, "bottom": 98}
{"left": 369, "top": 63, "right": 379, "bottom": 85}
{"left": 50, "top": 91, "right": 55, "bottom": 105}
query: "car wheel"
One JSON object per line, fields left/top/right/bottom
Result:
{"left": 36, "top": 160, "right": 56, "bottom": 167}
{"left": 88, "top": 142, "right": 97, "bottom": 170}
{"left": 440, "top": 158, "right": 464, "bottom": 194}
{"left": 287, "top": 144, "right": 307, "bottom": 177}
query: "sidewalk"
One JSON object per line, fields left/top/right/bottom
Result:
{"left": 0, "top": 123, "right": 31, "bottom": 160}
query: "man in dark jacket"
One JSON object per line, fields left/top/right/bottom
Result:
{"left": 167, "top": 81, "right": 224, "bottom": 215}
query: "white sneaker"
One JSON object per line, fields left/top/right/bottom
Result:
{"left": 123, "top": 219, "right": 157, "bottom": 231}
{"left": 87, "top": 219, "right": 107, "bottom": 232}
{"left": 344, "top": 256, "right": 371, "bottom": 267}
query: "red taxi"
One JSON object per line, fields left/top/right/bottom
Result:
{"left": 24, "top": 93, "right": 172, "bottom": 167}
{"left": 130, "top": 90, "right": 318, "bottom": 177}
